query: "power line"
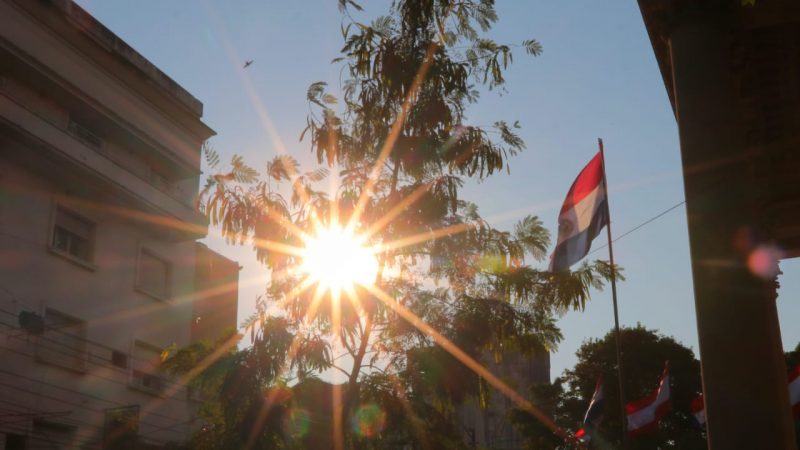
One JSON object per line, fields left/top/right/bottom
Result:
{"left": 588, "top": 200, "right": 686, "bottom": 257}
{"left": 0, "top": 421, "right": 97, "bottom": 450}
{"left": 0, "top": 359, "right": 187, "bottom": 434}
{"left": 0, "top": 287, "right": 211, "bottom": 441}
{"left": 0, "top": 308, "right": 190, "bottom": 394}
{"left": 0, "top": 398, "right": 181, "bottom": 449}
{"left": 0, "top": 301, "right": 180, "bottom": 369}
{"left": 0, "top": 332, "right": 189, "bottom": 419}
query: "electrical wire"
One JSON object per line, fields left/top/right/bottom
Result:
{"left": 588, "top": 200, "right": 686, "bottom": 256}
{"left": 0, "top": 303, "right": 182, "bottom": 370}
{"left": 0, "top": 365, "right": 187, "bottom": 436}
{"left": 0, "top": 335, "right": 189, "bottom": 421}
{"left": 0, "top": 308, "right": 190, "bottom": 395}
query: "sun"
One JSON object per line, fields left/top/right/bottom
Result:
{"left": 300, "top": 225, "right": 379, "bottom": 293}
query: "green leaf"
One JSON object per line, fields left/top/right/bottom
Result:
{"left": 230, "top": 155, "right": 258, "bottom": 183}
{"left": 322, "top": 93, "right": 338, "bottom": 105}
{"left": 267, "top": 155, "right": 299, "bottom": 182}
{"left": 203, "top": 143, "right": 220, "bottom": 169}
{"left": 523, "top": 39, "right": 543, "bottom": 56}
{"left": 307, "top": 81, "right": 327, "bottom": 106}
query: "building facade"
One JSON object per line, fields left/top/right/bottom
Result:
{"left": 0, "top": 0, "right": 237, "bottom": 448}
{"left": 458, "top": 352, "right": 550, "bottom": 449}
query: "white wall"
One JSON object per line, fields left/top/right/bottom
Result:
{"left": 0, "top": 125, "right": 200, "bottom": 448}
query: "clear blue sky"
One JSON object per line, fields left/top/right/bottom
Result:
{"left": 77, "top": 0, "right": 800, "bottom": 379}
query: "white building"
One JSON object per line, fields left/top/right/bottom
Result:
{"left": 459, "top": 352, "right": 550, "bottom": 449}
{"left": 0, "top": 0, "right": 237, "bottom": 448}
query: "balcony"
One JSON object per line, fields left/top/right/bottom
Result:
{"left": 0, "top": 79, "right": 206, "bottom": 240}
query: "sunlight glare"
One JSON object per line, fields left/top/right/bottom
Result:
{"left": 301, "top": 226, "right": 378, "bottom": 293}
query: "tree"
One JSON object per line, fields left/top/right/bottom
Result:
{"left": 512, "top": 326, "right": 705, "bottom": 449}
{"left": 509, "top": 380, "right": 575, "bottom": 449}
{"left": 786, "top": 341, "right": 800, "bottom": 371}
{"left": 176, "top": 1, "right": 616, "bottom": 447}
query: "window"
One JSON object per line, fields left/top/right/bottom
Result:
{"left": 136, "top": 249, "right": 170, "bottom": 300}
{"left": 67, "top": 118, "right": 104, "bottom": 149}
{"left": 4, "top": 433, "right": 26, "bottom": 450}
{"left": 130, "top": 341, "right": 164, "bottom": 395}
{"left": 103, "top": 406, "right": 139, "bottom": 448}
{"left": 51, "top": 206, "right": 94, "bottom": 264}
{"left": 30, "top": 420, "right": 76, "bottom": 450}
{"left": 112, "top": 350, "right": 128, "bottom": 369}
{"left": 36, "top": 309, "right": 87, "bottom": 373}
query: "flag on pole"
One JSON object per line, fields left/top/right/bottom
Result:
{"left": 626, "top": 365, "right": 671, "bottom": 438}
{"left": 690, "top": 394, "right": 705, "bottom": 428}
{"left": 575, "top": 376, "right": 605, "bottom": 443}
{"left": 693, "top": 365, "right": 798, "bottom": 429}
{"left": 574, "top": 427, "right": 591, "bottom": 444}
{"left": 790, "top": 364, "right": 800, "bottom": 418}
{"left": 583, "top": 376, "right": 605, "bottom": 426}
{"left": 550, "top": 152, "right": 609, "bottom": 271}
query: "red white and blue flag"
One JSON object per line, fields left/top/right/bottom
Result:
{"left": 575, "top": 376, "right": 605, "bottom": 443}
{"left": 583, "top": 376, "right": 605, "bottom": 426}
{"left": 693, "top": 364, "right": 798, "bottom": 428}
{"left": 574, "top": 427, "right": 590, "bottom": 444}
{"left": 790, "top": 364, "right": 800, "bottom": 418}
{"left": 550, "top": 152, "right": 609, "bottom": 271}
{"left": 626, "top": 365, "right": 671, "bottom": 438}
{"left": 690, "top": 394, "right": 705, "bottom": 428}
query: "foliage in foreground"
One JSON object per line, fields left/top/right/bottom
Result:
{"left": 168, "top": 0, "right": 618, "bottom": 447}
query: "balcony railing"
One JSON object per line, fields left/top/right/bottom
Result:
{"left": 1, "top": 76, "right": 196, "bottom": 208}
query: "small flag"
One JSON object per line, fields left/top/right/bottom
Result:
{"left": 574, "top": 376, "right": 604, "bottom": 445}
{"left": 583, "top": 376, "right": 605, "bottom": 426}
{"left": 690, "top": 394, "right": 705, "bottom": 428}
{"left": 692, "top": 366, "right": 797, "bottom": 428}
{"left": 790, "top": 364, "right": 800, "bottom": 418}
{"left": 574, "top": 427, "right": 591, "bottom": 444}
{"left": 626, "top": 365, "right": 671, "bottom": 438}
{"left": 550, "top": 152, "right": 609, "bottom": 271}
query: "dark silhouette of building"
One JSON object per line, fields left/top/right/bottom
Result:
{"left": 638, "top": 1, "right": 800, "bottom": 448}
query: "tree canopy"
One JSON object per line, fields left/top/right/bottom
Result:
{"left": 513, "top": 329, "right": 800, "bottom": 449}
{"left": 512, "top": 326, "right": 706, "bottom": 450}
{"left": 168, "top": 1, "right": 617, "bottom": 448}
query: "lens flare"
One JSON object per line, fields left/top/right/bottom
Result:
{"left": 747, "top": 245, "right": 783, "bottom": 280}
{"left": 285, "top": 408, "right": 311, "bottom": 438}
{"left": 300, "top": 226, "right": 378, "bottom": 294}
{"left": 351, "top": 403, "right": 386, "bottom": 438}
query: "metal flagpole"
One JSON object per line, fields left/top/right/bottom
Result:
{"left": 598, "top": 138, "right": 627, "bottom": 448}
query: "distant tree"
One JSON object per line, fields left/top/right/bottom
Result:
{"left": 512, "top": 326, "right": 705, "bottom": 449}
{"left": 162, "top": 323, "right": 323, "bottom": 449}
{"left": 786, "top": 341, "right": 800, "bottom": 370}
{"left": 170, "top": 0, "right": 617, "bottom": 447}
{"left": 510, "top": 380, "right": 574, "bottom": 449}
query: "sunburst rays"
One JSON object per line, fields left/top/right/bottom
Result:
{"left": 362, "top": 284, "right": 570, "bottom": 440}
{"left": 185, "top": 1, "right": 577, "bottom": 445}
{"left": 188, "top": 166, "right": 575, "bottom": 442}
{"left": 300, "top": 226, "right": 379, "bottom": 295}
{"left": 0, "top": 2, "right": 586, "bottom": 440}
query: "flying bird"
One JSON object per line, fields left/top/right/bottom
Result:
{"left": 243, "top": 60, "right": 254, "bottom": 69}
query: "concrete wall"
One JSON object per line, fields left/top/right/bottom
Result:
{"left": 192, "top": 244, "right": 240, "bottom": 343}
{"left": 0, "top": 148, "right": 200, "bottom": 448}
{"left": 458, "top": 352, "right": 550, "bottom": 449}
{"left": 0, "top": 0, "right": 236, "bottom": 447}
